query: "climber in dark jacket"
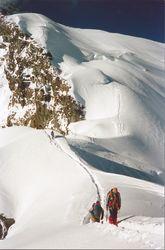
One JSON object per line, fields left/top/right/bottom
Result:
{"left": 106, "top": 187, "right": 121, "bottom": 226}
{"left": 89, "top": 200, "right": 104, "bottom": 223}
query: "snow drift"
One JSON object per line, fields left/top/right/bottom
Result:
{"left": 0, "top": 12, "right": 164, "bottom": 249}
{"left": 0, "top": 127, "right": 164, "bottom": 249}
{"left": 4, "top": 13, "right": 165, "bottom": 180}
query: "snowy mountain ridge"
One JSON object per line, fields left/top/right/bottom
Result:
{"left": 5, "top": 13, "right": 165, "bottom": 180}
{"left": 0, "top": 12, "right": 164, "bottom": 249}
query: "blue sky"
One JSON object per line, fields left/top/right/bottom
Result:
{"left": 1, "top": 0, "right": 164, "bottom": 42}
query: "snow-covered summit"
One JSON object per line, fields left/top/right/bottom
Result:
{"left": 6, "top": 13, "right": 165, "bottom": 179}
{"left": 0, "top": 12, "right": 164, "bottom": 249}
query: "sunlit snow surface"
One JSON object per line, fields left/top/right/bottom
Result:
{"left": 5, "top": 13, "right": 165, "bottom": 175}
{"left": 0, "top": 13, "right": 164, "bottom": 249}
{"left": 0, "top": 127, "right": 164, "bottom": 249}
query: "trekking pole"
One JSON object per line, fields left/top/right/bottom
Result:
{"left": 105, "top": 209, "right": 108, "bottom": 222}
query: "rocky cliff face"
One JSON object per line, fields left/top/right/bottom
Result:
{"left": 0, "top": 15, "right": 84, "bottom": 134}
{"left": 0, "top": 214, "right": 15, "bottom": 240}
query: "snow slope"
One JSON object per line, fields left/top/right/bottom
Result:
{"left": 0, "top": 13, "right": 164, "bottom": 249}
{"left": 0, "top": 127, "right": 164, "bottom": 249}
{"left": 6, "top": 13, "right": 165, "bottom": 181}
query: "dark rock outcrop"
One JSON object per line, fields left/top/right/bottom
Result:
{"left": 0, "top": 214, "right": 15, "bottom": 240}
{"left": 0, "top": 15, "right": 84, "bottom": 134}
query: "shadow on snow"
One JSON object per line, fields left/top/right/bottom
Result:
{"left": 70, "top": 146, "right": 164, "bottom": 186}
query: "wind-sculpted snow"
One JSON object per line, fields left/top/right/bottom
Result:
{"left": 0, "top": 127, "right": 164, "bottom": 249}
{"left": 0, "top": 12, "right": 164, "bottom": 249}
{"left": 7, "top": 13, "right": 165, "bottom": 174}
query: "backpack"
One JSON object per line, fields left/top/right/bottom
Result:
{"left": 116, "top": 192, "right": 121, "bottom": 209}
{"left": 91, "top": 202, "right": 103, "bottom": 219}
{"left": 106, "top": 191, "right": 121, "bottom": 210}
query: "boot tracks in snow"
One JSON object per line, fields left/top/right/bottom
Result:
{"left": 44, "top": 130, "right": 104, "bottom": 203}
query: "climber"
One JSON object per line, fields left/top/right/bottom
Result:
{"left": 51, "top": 130, "right": 55, "bottom": 139}
{"left": 89, "top": 200, "right": 104, "bottom": 223}
{"left": 106, "top": 187, "right": 121, "bottom": 226}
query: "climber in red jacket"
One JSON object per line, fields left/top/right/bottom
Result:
{"left": 106, "top": 187, "right": 121, "bottom": 226}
